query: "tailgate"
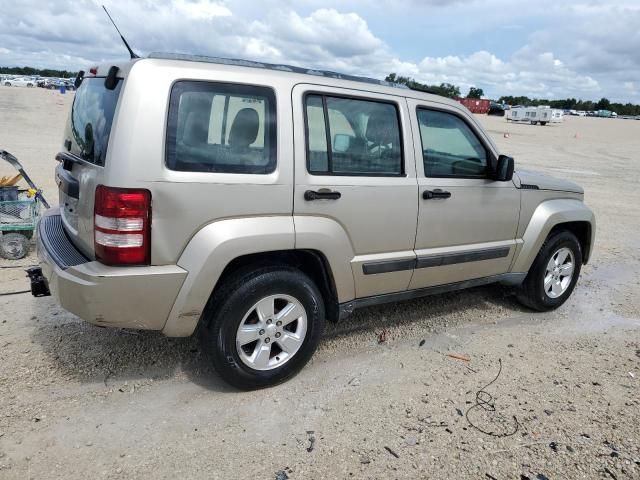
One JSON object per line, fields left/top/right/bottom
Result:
{"left": 57, "top": 75, "right": 123, "bottom": 258}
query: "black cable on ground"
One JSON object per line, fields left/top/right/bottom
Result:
{"left": 0, "top": 265, "right": 37, "bottom": 269}
{"left": 465, "top": 358, "right": 520, "bottom": 437}
{"left": 0, "top": 290, "right": 31, "bottom": 296}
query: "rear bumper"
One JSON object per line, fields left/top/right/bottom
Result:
{"left": 36, "top": 208, "right": 187, "bottom": 331}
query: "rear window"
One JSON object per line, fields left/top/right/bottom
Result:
{"left": 166, "top": 81, "right": 277, "bottom": 174}
{"left": 69, "top": 77, "right": 122, "bottom": 166}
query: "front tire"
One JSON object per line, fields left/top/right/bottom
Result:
{"left": 199, "top": 266, "right": 325, "bottom": 390}
{"left": 517, "top": 230, "right": 582, "bottom": 311}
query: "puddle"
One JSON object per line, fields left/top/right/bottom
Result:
{"left": 585, "top": 263, "right": 637, "bottom": 287}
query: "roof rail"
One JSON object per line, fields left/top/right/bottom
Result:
{"left": 407, "top": 85, "right": 440, "bottom": 95}
{"left": 148, "top": 52, "right": 409, "bottom": 90}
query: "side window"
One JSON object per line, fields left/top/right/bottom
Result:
{"left": 417, "top": 109, "right": 488, "bottom": 178}
{"left": 166, "top": 81, "right": 276, "bottom": 174}
{"left": 304, "top": 94, "right": 403, "bottom": 176}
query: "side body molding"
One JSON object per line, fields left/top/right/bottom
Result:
{"left": 510, "top": 199, "right": 596, "bottom": 273}
{"left": 162, "top": 216, "right": 295, "bottom": 337}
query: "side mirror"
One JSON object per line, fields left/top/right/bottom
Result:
{"left": 494, "top": 155, "right": 514, "bottom": 181}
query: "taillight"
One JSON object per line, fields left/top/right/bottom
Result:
{"left": 94, "top": 185, "right": 151, "bottom": 265}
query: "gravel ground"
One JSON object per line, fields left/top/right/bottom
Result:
{"left": 0, "top": 87, "right": 639, "bottom": 479}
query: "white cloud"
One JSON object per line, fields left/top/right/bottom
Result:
{"left": 0, "top": 0, "right": 637, "bottom": 102}
{"left": 172, "top": 0, "right": 232, "bottom": 20}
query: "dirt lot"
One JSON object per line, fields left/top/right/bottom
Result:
{"left": 0, "top": 87, "right": 639, "bottom": 480}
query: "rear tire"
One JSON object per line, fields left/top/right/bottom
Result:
{"left": 0, "top": 233, "right": 29, "bottom": 260}
{"left": 199, "top": 266, "right": 325, "bottom": 390}
{"left": 517, "top": 230, "right": 582, "bottom": 311}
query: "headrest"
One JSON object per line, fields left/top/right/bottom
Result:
{"left": 366, "top": 112, "right": 395, "bottom": 146}
{"left": 183, "top": 110, "right": 209, "bottom": 146}
{"left": 228, "top": 108, "right": 259, "bottom": 148}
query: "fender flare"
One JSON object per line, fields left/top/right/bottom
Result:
{"left": 293, "top": 215, "right": 356, "bottom": 303}
{"left": 162, "top": 216, "right": 295, "bottom": 336}
{"left": 162, "top": 216, "right": 356, "bottom": 337}
{"left": 511, "top": 199, "right": 596, "bottom": 273}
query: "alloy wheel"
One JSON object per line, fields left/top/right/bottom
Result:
{"left": 235, "top": 294, "right": 307, "bottom": 371}
{"left": 544, "top": 247, "right": 575, "bottom": 298}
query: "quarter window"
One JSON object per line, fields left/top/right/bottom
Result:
{"left": 417, "top": 109, "right": 488, "bottom": 178}
{"left": 166, "top": 81, "right": 276, "bottom": 174}
{"left": 305, "top": 94, "right": 403, "bottom": 175}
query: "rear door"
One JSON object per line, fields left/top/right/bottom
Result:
{"left": 292, "top": 84, "right": 418, "bottom": 298}
{"left": 57, "top": 74, "right": 123, "bottom": 258}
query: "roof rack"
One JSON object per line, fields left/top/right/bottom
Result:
{"left": 148, "top": 52, "right": 408, "bottom": 90}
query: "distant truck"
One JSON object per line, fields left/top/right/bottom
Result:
{"left": 455, "top": 97, "right": 491, "bottom": 114}
{"left": 508, "top": 106, "right": 563, "bottom": 125}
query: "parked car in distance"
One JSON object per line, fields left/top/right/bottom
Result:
{"left": 577, "top": 111, "right": 586, "bottom": 116}
{"left": 487, "top": 101, "right": 505, "bottom": 116}
{"left": 48, "top": 79, "right": 75, "bottom": 91}
{"left": 3, "top": 77, "right": 36, "bottom": 87}
{"left": 33, "top": 53, "right": 596, "bottom": 389}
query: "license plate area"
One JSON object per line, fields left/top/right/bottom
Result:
{"left": 60, "top": 191, "right": 79, "bottom": 233}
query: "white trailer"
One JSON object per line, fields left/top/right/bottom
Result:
{"left": 507, "top": 106, "right": 562, "bottom": 125}
{"left": 549, "top": 109, "right": 564, "bottom": 123}
{"left": 507, "top": 106, "right": 528, "bottom": 122}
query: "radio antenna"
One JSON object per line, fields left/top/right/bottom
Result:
{"left": 102, "top": 5, "right": 139, "bottom": 59}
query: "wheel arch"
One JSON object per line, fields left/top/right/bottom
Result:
{"left": 161, "top": 216, "right": 352, "bottom": 337}
{"left": 548, "top": 220, "right": 593, "bottom": 264}
{"left": 511, "top": 199, "right": 595, "bottom": 273}
{"left": 212, "top": 249, "right": 340, "bottom": 323}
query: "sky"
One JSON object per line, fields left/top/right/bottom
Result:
{"left": 0, "top": 0, "right": 639, "bottom": 103}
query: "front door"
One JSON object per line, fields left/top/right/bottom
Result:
{"left": 292, "top": 85, "right": 418, "bottom": 298}
{"left": 407, "top": 99, "right": 520, "bottom": 289}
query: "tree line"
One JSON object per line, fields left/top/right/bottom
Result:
{"left": 496, "top": 96, "right": 640, "bottom": 116}
{"left": 385, "top": 73, "right": 640, "bottom": 116}
{"left": 2, "top": 66, "right": 639, "bottom": 115}
{"left": 0, "top": 66, "right": 78, "bottom": 78}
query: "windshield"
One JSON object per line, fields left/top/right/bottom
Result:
{"left": 69, "top": 77, "right": 122, "bottom": 166}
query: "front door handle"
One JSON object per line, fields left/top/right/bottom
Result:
{"left": 304, "top": 189, "right": 341, "bottom": 201}
{"left": 423, "top": 189, "right": 451, "bottom": 200}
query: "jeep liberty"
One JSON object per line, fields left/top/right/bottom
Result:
{"left": 33, "top": 53, "right": 595, "bottom": 389}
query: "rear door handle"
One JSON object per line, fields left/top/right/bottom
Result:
{"left": 423, "top": 189, "right": 451, "bottom": 200}
{"left": 304, "top": 189, "right": 341, "bottom": 201}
